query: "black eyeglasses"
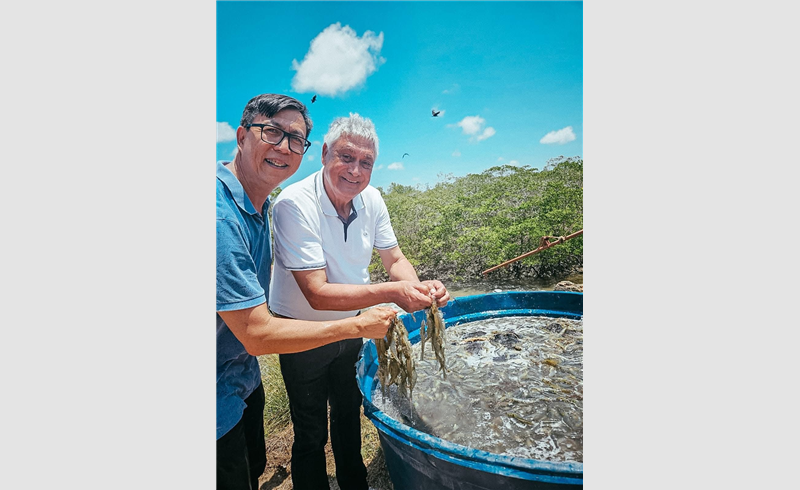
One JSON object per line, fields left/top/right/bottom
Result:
{"left": 245, "top": 123, "right": 312, "bottom": 155}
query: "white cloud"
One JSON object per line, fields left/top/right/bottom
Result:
{"left": 387, "top": 162, "right": 404, "bottom": 170}
{"left": 302, "top": 142, "right": 321, "bottom": 162}
{"left": 457, "top": 116, "right": 484, "bottom": 135}
{"left": 456, "top": 115, "right": 495, "bottom": 141}
{"left": 230, "top": 147, "right": 238, "bottom": 157}
{"left": 452, "top": 150, "right": 461, "bottom": 157}
{"left": 477, "top": 127, "right": 496, "bottom": 141}
{"left": 442, "top": 84, "right": 460, "bottom": 94}
{"left": 509, "top": 160, "right": 520, "bottom": 166}
{"left": 291, "top": 23, "right": 385, "bottom": 97}
{"left": 540, "top": 126, "right": 576, "bottom": 145}
{"left": 217, "top": 122, "right": 236, "bottom": 143}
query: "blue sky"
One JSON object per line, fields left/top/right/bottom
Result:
{"left": 217, "top": 1, "right": 582, "bottom": 191}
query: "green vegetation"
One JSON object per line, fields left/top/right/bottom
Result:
{"left": 371, "top": 156, "right": 583, "bottom": 282}
{"left": 258, "top": 354, "right": 291, "bottom": 437}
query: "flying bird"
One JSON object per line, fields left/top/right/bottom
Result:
{"left": 431, "top": 109, "right": 441, "bottom": 117}
{"left": 311, "top": 95, "right": 317, "bottom": 103}
{"left": 402, "top": 153, "right": 409, "bottom": 158}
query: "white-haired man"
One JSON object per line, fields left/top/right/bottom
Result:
{"left": 269, "top": 113, "right": 450, "bottom": 490}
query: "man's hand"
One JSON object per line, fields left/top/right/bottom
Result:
{"left": 357, "top": 306, "right": 397, "bottom": 339}
{"left": 421, "top": 280, "right": 451, "bottom": 307}
{"left": 393, "top": 280, "right": 439, "bottom": 312}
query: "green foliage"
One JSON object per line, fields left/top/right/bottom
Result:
{"left": 373, "top": 157, "right": 583, "bottom": 282}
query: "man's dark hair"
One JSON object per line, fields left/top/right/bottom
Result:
{"left": 239, "top": 93, "right": 313, "bottom": 138}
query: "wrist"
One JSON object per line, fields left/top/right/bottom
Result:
{"left": 339, "top": 314, "right": 364, "bottom": 339}
{"left": 388, "top": 281, "right": 406, "bottom": 305}
{"left": 372, "top": 281, "right": 397, "bottom": 305}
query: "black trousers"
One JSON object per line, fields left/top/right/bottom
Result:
{"left": 279, "top": 337, "right": 368, "bottom": 490}
{"left": 217, "top": 382, "right": 267, "bottom": 490}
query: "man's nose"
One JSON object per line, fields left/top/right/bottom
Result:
{"left": 273, "top": 136, "right": 292, "bottom": 153}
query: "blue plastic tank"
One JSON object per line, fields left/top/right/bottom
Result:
{"left": 356, "top": 291, "right": 583, "bottom": 489}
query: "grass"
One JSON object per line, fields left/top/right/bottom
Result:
{"left": 258, "top": 354, "right": 292, "bottom": 437}
{"left": 360, "top": 411, "right": 382, "bottom": 461}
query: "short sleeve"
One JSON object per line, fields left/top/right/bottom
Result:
{"left": 272, "top": 199, "right": 327, "bottom": 271}
{"left": 216, "top": 218, "right": 266, "bottom": 311}
{"left": 373, "top": 197, "right": 398, "bottom": 250}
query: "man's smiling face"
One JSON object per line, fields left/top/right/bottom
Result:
{"left": 237, "top": 108, "right": 307, "bottom": 193}
{"left": 320, "top": 134, "right": 376, "bottom": 214}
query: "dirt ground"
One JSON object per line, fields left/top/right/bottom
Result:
{"left": 258, "top": 410, "right": 394, "bottom": 490}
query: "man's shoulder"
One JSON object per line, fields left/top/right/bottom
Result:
{"left": 273, "top": 172, "right": 318, "bottom": 205}
{"left": 216, "top": 179, "right": 236, "bottom": 216}
{"left": 362, "top": 184, "right": 382, "bottom": 198}
{"left": 361, "top": 185, "right": 387, "bottom": 207}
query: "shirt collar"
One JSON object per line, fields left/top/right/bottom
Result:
{"left": 314, "top": 170, "right": 364, "bottom": 218}
{"left": 217, "top": 161, "right": 266, "bottom": 216}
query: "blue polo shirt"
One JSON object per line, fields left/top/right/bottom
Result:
{"left": 216, "top": 160, "right": 272, "bottom": 439}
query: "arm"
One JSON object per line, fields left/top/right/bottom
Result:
{"left": 218, "top": 302, "right": 396, "bottom": 356}
{"left": 379, "top": 245, "right": 420, "bottom": 282}
{"left": 291, "top": 246, "right": 448, "bottom": 312}
{"left": 380, "top": 246, "right": 451, "bottom": 307}
{"left": 291, "top": 265, "right": 433, "bottom": 313}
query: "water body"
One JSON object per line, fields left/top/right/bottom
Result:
{"left": 372, "top": 315, "right": 583, "bottom": 463}
{"left": 448, "top": 273, "right": 583, "bottom": 298}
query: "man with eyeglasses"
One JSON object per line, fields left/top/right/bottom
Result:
{"left": 216, "top": 94, "right": 398, "bottom": 490}
{"left": 269, "top": 112, "right": 450, "bottom": 490}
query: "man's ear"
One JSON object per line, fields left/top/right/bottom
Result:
{"left": 236, "top": 125, "right": 246, "bottom": 148}
{"left": 321, "top": 143, "right": 329, "bottom": 165}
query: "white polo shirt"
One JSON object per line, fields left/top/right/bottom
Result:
{"left": 268, "top": 170, "right": 399, "bottom": 321}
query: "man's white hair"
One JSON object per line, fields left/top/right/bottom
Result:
{"left": 323, "top": 112, "right": 379, "bottom": 157}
